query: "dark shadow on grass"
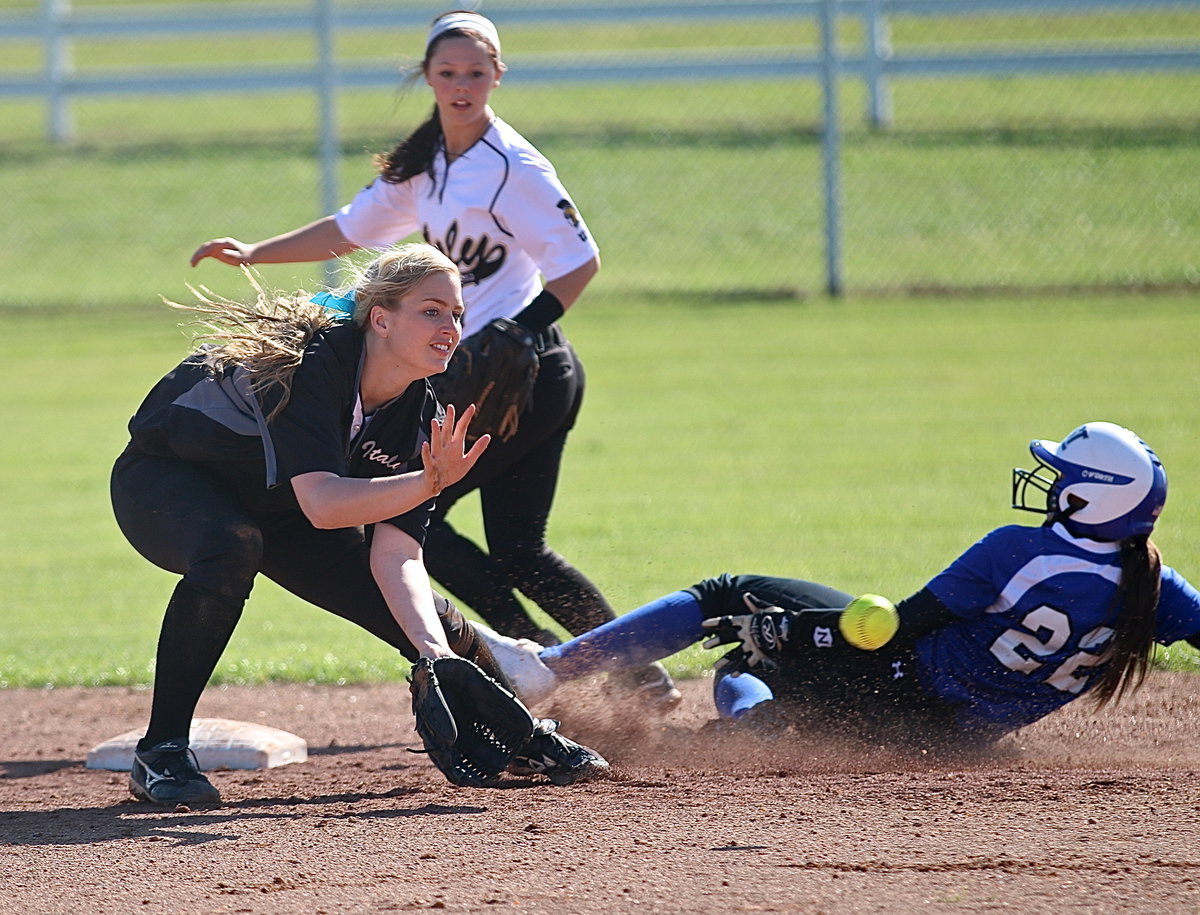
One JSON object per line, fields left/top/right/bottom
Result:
{"left": 864, "top": 120, "right": 1200, "bottom": 151}
{"left": 605, "top": 277, "right": 1198, "bottom": 304}
{"left": 852, "top": 279, "right": 1200, "bottom": 299}
{"left": 635, "top": 287, "right": 809, "bottom": 304}
{"left": 6, "top": 277, "right": 1196, "bottom": 316}
{"left": 5, "top": 118, "right": 1197, "bottom": 166}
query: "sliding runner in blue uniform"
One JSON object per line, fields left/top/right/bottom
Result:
{"left": 480, "top": 422, "right": 1200, "bottom": 752}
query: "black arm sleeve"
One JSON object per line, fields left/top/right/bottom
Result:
{"left": 895, "top": 587, "right": 956, "bottom": 641}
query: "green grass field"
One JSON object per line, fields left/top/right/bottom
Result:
{"left": 2, "top": 292, "right": 1199, "bottom": 687}
{"left": 3, "top": 74, "right": 1197, "bottom": 307}
{"left": 1, "top": 3, "right": 1198, "bottom": 687}
{"left": 1, "top": 6, "right": 1198, "bottom": 305}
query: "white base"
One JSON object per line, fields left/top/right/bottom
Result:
{"left": 85, "top": 718, "right": 308, "bottom": 771}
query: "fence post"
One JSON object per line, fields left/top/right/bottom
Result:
{"left": 315, "top": 0, "right": 341, "bottom": 285}
{"left": 820, "top": 0, "right": 844, "bottom": 297}
{"left": 864, "top": 0, "right": 893, "bottom": 128}
{"left": 41, "top": 0, "right": 73, "bottom": 144}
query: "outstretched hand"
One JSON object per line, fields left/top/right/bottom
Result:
{"left": 422, "top": 403, "right": 490, "bottom": 496}
{"left": 191, "top": 237, "right": 253, "bottom": 267}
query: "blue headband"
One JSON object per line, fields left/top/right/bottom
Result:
{"left": 311, "top": 289, "right": 356, "bottom": 320}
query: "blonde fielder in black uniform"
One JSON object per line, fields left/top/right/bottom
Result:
{"left": 111, "top": 244, "right": 609, "bottom": 807}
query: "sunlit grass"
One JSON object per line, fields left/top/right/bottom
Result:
{"left": 2, "top": 295, "right": 1198, "bottom": 686}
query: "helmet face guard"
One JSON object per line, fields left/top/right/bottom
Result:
{"left": 1011, "top": 458, "right": 1058, "bottom": 518}
{"left": 1011, "top": 422, "right": 1167, "bottom": 542}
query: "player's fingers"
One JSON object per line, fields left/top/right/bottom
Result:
{"left": 742, "top": 592, "right": 777, "bottom": 613}
{"left": 448, "top": 403, "right": 476, "bottom": 448}
{"left": 713, "top": 649, "right": 747, "bottom": 674}
{"left": 446, "top": 405, "right": 470, "bottom": 451}
{"left": 432, "top": 430, "right": 487, "bottom": 491}
{"left": 465, "top": 433, "right": 490, "bottom": 463}
{"left": 429, "top": 418, "right": 452, "bottom": 467}
{"left": 191, "top": 239, "right": 248, "bottom": 268}
{"left": 421, "top": 440, "right": 443, "bottom": 496}
{"left": 457, "top": 402, "right": 478, "bottom": 429}
{"left": 189, "top": 242, "right": 215, "bottom": 267}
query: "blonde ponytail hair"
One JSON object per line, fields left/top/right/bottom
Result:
{"left": 172, "top": 243, "right": 458, "bottom": 420}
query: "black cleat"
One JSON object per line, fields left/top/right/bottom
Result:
{"left": 129, "top": 738, "right": 221, "bottom": 807}
{"left": 508, "top": 719, "right": 610, "bottom": 786}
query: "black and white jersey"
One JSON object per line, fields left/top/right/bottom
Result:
{"left": 125, "top": 323, "right": 439, "bottom": 543}
{"left": 335, "top": 117, "right": 599, "bottom": 337}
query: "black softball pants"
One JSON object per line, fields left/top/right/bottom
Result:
{"left": 110, "top": 446, "right": 481, "bottom": 747}
{"left": 423, "top": 324, "right": 617, "bottom": 641}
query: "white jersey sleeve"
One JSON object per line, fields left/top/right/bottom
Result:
{"left": 499, "top": 144, "right": 599, "bottom": 284}
{"left": 334, "top": 177, "right": 423, "bottom": 249}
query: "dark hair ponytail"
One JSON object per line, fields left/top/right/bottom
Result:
{"left": 374, "top": 105, "right": 443, "bottom": 184}
{"left": 1091, "top": 535, "right": 1161, "bottom": 708}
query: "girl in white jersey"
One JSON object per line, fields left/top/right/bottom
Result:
{"left": 190, "top": 10, "right": 680, "bottom": 709}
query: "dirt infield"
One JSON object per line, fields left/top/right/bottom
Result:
{"left": 3, "top": 671, "right": 1200, "bottom": 914}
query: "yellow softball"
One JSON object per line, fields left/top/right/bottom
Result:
{"left": 838, "top": 594, "right": 899, "bottom": 651}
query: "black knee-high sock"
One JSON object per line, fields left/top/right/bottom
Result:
{"left": 509, "top": 551, "right": 616, "bottom": 636}
{"left": 424, "top": 522, "right": 545, "bottom": 640}
{"left": 139, "top": 580, "right": 245, "bottom": 750}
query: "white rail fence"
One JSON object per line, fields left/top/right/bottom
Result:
{"left": 2, "top": 0, "right": 1197, "bottom": 294}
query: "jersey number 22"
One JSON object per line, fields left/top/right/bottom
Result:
{"left": 989, "top": 605, "right": 1113, "bottom": 695}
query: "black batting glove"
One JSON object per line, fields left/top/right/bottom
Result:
{"left": 700, "top": 592, "right": 792, "bottom": 673}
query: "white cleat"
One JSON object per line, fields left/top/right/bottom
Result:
{"left": 473, "top": 623, "right": 561, "bottom": 706}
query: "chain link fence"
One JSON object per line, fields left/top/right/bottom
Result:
{"left": 1, "top": 0, "right": 1197, "bottom": 307}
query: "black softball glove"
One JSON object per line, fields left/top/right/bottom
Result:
{"left": 431, "top": 317, "right": 539, "bottom": 445}
{"left": 408, "top": 657, "right": 536, "bottom": 787}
